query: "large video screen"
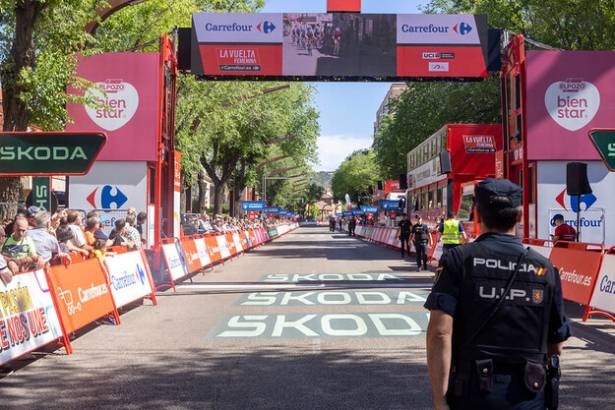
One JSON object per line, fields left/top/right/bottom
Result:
{"left": 191, "top": 13, "right": 489, "bottom": 80}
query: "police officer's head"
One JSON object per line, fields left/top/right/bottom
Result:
{"left": 475, "top": 179, "right": 522, "bottom": 233}
{"left": 446, "top": 211, "right": 455, "bottom": 220}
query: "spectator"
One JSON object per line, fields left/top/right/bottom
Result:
{"left": 125, "top": 214, "right": 142, "bottom": 248}
{"left": 111, "top": 219, "right": 135, "bottom": 248}
{"left": 1, "top": 216, "right": 43, "bottom": 272}
{"left": 85, "top": 217, "right": 112, "bottom": 248}
{"left": 27, "top": 209, "right": 66, "bottom": 263}
{"left": 26, "top": 206, "right": 40, "bottom": 227}
{"left": 4, "top": 207, "right": 27, "bottom": 237}
{"left": 66, "top": 211, "right": 92, "bottom": 254}
{"left": 55, "top": 225, "right": 80, "bottom": 256}
{"left": 552, "top": 214, "right": 577, "bottom": 242}
{"left": 136, "top": 212, "right": 147, "bottom": 236}
{"left": 0, "top": 227, "right": 16, "bottom": 283}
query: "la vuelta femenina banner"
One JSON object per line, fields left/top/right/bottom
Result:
{"left": 0, "top": 270, "right": 64, "bottom": 366}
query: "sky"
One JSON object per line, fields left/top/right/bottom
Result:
{"left": 260, "top": 0, "right": 425, "bottom": 172}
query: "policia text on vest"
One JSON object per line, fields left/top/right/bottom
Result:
{"left": 425, "top": 179, "right": 570, "bottom": 410}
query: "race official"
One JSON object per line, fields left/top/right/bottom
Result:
{"left": 438, "top": 212, "right": 467, "bottom": 254}
{"left": 398, "top": 214, "right": 412, "bottom": 258}
{"left": 411, "top": 215, "right": 432, "bottom": 271}
{"left": 425, "top": 179, "right": 571, "bottom": 410}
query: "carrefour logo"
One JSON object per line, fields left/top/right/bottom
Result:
{"left": 555, "top": 189, "right": 597, "bottom": 213}
{"left": 256, "top": 21, "right": 276, "bottom": 34}
{"left": 204, "top": 21, "right": 276, "bottom": 34}
{"left": 452, "top": 22, "right": 473, "bottom": 35}
{"left": 401, "top": 22, "right": 472, "bottom": 35}
{"left": 87, "top": 185, "right": 128, "bottom": 209}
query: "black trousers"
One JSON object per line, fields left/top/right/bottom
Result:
{"left": 400, "top": 237, "right": 411, "bottom": 256}
{"left": 415, "top": 242, "right": 428, "bottom": 268}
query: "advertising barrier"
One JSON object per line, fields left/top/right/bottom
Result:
{"left": 194, "top": 237, "right": 212, "bottom": 268}
{"left": 161, "top": 241, "right": 189, "bottom": 282}
{"left": 548, "top": 246, "right": 604, "bottom": 306}
{"left": 217, "top": 235, "right": 231, "bottom": 260}
{"left": 588, "top": 253, "right": 615, "bottom": 320}
{"left": 104, "top": 250, "right": 157, "bottom": 308}
{"left": 0, "top": 223, "right": 299, "bottom": 368}
{"left": 0, "top": 270, "right": 67, "bottom": 365}
{"left": 48, "top": 258, "right": 119, "bottom": 334}
{"left": 181, "top": 237, "right": 202, "bottom": 274}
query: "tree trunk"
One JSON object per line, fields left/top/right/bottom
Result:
{"left": 0, "top": 2, "right": 44, "bottom": 221}
{"left": 212, "top": 183, "right": 224, "bottom": 216}
{"left": 197, "top": 171, "right": 208, "bottom": 214}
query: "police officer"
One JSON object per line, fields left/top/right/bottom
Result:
{"left": 411, "top": 215, "right": 433, "bottom": 271}
{"left": 425, "top": 179, "right": 571, "bottom": 410}
{"left": 438, "top": 211, "right": 467, "bottom": 254}
{"left": 398, "top": 214, "right": 412, "bottom": 258}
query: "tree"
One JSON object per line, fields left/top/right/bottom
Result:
{"left": 373, "top": 78, "right": 501, "bottom": 179}
{"left": 0, "top": 0, "right": 105, "bottom": 219}
{"left": 176, "top": 78, "right": 319, "bottom": 215}
{"left": 423, "top": 0, "right": 615, "bottom": 50}
{"left": 0, "top": 0, "right": 264, "bottom": 220}
{"left": 331, "top": 150, "right": 381, "bottom": 204}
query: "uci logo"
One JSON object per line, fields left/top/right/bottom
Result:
{"left": 87, "top": 185, "right": 128, "bottom": 209}
{"left": 256, "top": 21, "right": 276, "bottom": 34}
{"left": 555, "top": 189, "right": 597, "bottom": 213}
{"left": 452, "top": 22, "right": 473, "bottom": 35}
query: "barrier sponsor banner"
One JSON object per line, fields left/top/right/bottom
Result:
{"left": 224, "top": 233, "right": 236, "bottom": 256}
{"left": 104, "top": 251, "right": 155, "bottom": 308}
{"left": 48, "top": 258, "right": 117, "bottom": 333}
{"left": 161, "top": 242, "right": 188, "bottom": 281}
{"left": 181, "top": 238, "right": 202, "bottom": 273}
{"left": 233, "top": 232, "right": 244, "bottom": 253}
{"left": 528, "top": 245, "right": 553, "bottom": 259}
{"left": 194, "top": 237, "right": 211, "bottom": 267}
{"left": 231, "top": 232, "right": 243, "bottom": 254}
{"left": 589, "top": 254, "right": 615, "bottom": 314}
{"left": 217, "top": 235, "right": 231, "bottom": 259}
{"left": 0, "top": 270, "right": 65, "bottom": 366}
{"left": 550, "top": 247, "right": 603, "bottom": 305}
{"left": 206, "top": 236, "right": 222, "bottom": 263}
{"left": 268, "top": 228, "right": 279, "bottom": 239}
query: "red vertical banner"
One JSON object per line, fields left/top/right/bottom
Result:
{"left": 173, "top": 152, "right": 182, "bottom": 238}
{"left": 328, "top": 0, "right": 361, "bottom": 12}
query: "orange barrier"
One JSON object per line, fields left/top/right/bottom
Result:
{"left": 48, "top": 258, "right": 120, "bottom": 339}
{"left": 549, "top": 244, "right": 604, "bottom": 307}
{"left": 206, "top": 235, "right": 222, "bottom": 264}
{"left": 225, "top": 232, "right": 237, "bottom": 257}
{"left": 181, "top": 237, "right": 202, "bottom": 274}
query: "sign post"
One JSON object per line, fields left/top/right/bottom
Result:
{"left": 589, "top": 129, "right": 615, "bottom": 171}
{"left": 0, "top": 132, "right": 106, "bottom": 176}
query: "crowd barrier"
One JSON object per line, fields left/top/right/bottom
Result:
{"left": 0, "top": 223, "right": 298, "bottom": 368}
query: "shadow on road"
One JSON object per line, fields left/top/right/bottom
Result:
{"left": 1, "top": 347, "right": 432, "bottom": 409}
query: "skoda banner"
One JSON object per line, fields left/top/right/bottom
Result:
{"left": 191, "top": 13, "right": 490, "bottom": 80}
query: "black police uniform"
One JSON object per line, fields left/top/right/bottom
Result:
{"left": 398, "top": 219, "right": 412, "bottom": 257}
{"left": 411, "top": 222, "right": 430, "bottom": 270}
{"left": 424, "top": 180, "right": 571, "bottom": 409}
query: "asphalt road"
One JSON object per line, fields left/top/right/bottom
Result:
{"left": 1, "top": 226, "right": 615, "bottom": 409}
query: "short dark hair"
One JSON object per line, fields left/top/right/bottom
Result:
{"left": 553, "top": 214, "right": 564, "bottom": 223}
{"left": 85, "top": 216, "right": 99, "bottom": 230}
{"left": 446, "top": 211, "right": 455, "bottom": 219}
{"left": 137, "top": 212, "right": 147, "bottom": 223}
{"left": 476, "top": 197, "right": 521, "bottom": 231}
{"left": 115, "top": 218, "right": 126, "bottom": 231}
{"left": 66, "top": 211, "right": 80, "bottom": 224}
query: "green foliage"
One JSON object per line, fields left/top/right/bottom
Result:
{"left": 332, "top": 150, "right": 381, "bottom": 202}
{"left": 423, "top": 0, "right": 615, "bottom": 50}
{"left": 373, "top": 78, "right": 501, "bottom": 178}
